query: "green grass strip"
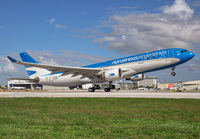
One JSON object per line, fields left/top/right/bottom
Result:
{"left": 0, "top": 98, "right": 199, "bottom": 138}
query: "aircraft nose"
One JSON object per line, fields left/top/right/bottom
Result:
{"left": 189, "top": 52, "right": 195, "bottom": 58}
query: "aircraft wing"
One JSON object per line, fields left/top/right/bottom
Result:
{"left": 7, "top": 56, "right": 102, "bottom": 77}
{"left": 7, "top": 78, "right": 40, "bottom": 82}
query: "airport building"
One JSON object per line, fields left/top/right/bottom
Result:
{"left": 137, "top": 76, "right": 157, "bottom": 88}
{"left": 116, "top": 80, "right": 137, "bottom": 90}
{"left": 182, "top": 80, "right": 200, "bottom": 90}
{"left": 8, "top": 79, "right": 200, "bottom": 91}
{"left": 8, "top": 77, "right": 158, "bottom": 90}
{"left": 157, "top": 83, "right": 179, "bottom": 90}
{"left": 116, "top": 76, "right": 157, "bottom": 89}
{"left": 8, "top": 80, "right": 42, "bottom": 90}
{"left": 157, "top": 80, "right": 200, "bottom": 90}
{"left": 8, "top": 80, "right": 69, "bottom": 90}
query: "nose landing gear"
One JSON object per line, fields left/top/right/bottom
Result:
{"left": 171, "top": 67, "right": 176, "bottom": 76}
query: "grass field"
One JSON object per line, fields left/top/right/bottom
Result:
{"left": 0, "top": 98, "right": 199, "bottom": 138}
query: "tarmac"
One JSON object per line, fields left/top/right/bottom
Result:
{"left": 0, "top": 90, "right": 200, "bottom": 99}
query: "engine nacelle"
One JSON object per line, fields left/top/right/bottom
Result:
{"left": 34, "top": 76, "right": 50, "bottom": 84}
{"left": 102, "top": 68, "right": 122, "bottom": 81}
{"left": 126, "top": 73, "right": 145, "bottom": 82}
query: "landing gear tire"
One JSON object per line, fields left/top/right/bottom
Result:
{"left": 94, "top": 85, "right": 100, "bottom": 89}
{"left": 171, "top": 67, "right": 176, "bottom": 76}
{"left": 171, "top": 72, "right": 176, "bottom": 76}
{"left": 109, "top": 85, "right": 115, "bottom": 89}
{"left": 88, "top": 87, "right": 95, "bottom": 92}
{"left": 104, "top": 88, "right": 110, "bottom": 92}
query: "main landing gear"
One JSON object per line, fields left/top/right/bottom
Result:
{"left": 104, "top": 85, "right": 115, "bottom": 92}
{"left": 104, "top": 82, "right": 115, "bottom": 92}
{"left": 88, "top": 87, "right": 95, "bottom": 92}
{"left": 171, "top": 67, "right": 176, "bottom": 76}
{"left": 88, "top": 84, "right": 101, "bottom": 92}
{"left": 88, "top": 82, "right": 116, "bottom": 92}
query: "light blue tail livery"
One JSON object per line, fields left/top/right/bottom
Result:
{"left": 19, "top": 52, "right": 38, "bottom": 76}
{"left": 19, "top": 52, "right": 49, "bottom": 78}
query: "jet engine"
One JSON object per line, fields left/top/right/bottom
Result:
{"left": 32, "top": 77, "right": 40, "bottom": 83}
{"left": 101, "top": 68, "right": 122, "bottom": 81}
{"left": 32, "top": 76, "right": 50, "bottom": 84}
{"left": 126, "top": 73, "right": 145, "bottom": 82}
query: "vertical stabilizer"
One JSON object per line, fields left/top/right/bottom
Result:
{"left": 20, "top": 52, "right": 38, "bottom": 64}
{"left": 19, "top": 52, "right": 50, "bottom": 78}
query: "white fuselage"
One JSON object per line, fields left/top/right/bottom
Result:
{"left": 7, "top": 48, "right": 195, "bottom": 90}
{"left": 37, "top": 58, "right": 180, "bottom": 87}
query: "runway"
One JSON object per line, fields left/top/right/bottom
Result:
{"left": 0, "top": 90, "right": 200, "bottom": 99}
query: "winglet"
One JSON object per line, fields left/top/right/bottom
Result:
{"left": 7, "top": 56, "right": 18, "bottom": 63}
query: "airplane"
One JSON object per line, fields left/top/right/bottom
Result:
{"left": 7, "top": 48, "right": 195, "bottom": 92}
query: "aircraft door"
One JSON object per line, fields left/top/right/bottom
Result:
{"left": 168, "top": 50, "right": 174, "bottom": 58}
{"left": 49, "top": 75, "right": 54, "bottom": 82}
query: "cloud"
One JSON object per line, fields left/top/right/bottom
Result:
{"left": 119, "top": 6, "right": 138, "bottom": 9}
{"left": 3, "top": 63, "right": 17, "bottom": 73}
{"left": 94, "top": 0, "right": 200, "bottom": 54}
{"left": 163, "top": 0, "right": 194, "bottom": 20}
{"left": 188, "top": 59, "right": 200, "bottom": 70}
{"left": 48, "top": 18, "right": 68, "bottom": 29}
{"left": 106, "top": 6, "right": 138, "bottom": 11}
{"left": 55, "top": 24, "right": 62, "bottom": 29}
{"left": 25, "top": 49, "right": 110, "bottom": 67}
{"left": 0, "top": 57, "right": 18, "bottom": 73}
{"left": 48, "top": 18, "right": 56, "bottom": 24}
{"left": 63, "top": 25, "right": 68, "bottom": 29}
{"left": 0, "top": 56, "right": 27, "bottom": 85}
{"left": 54, "top": 24, "right": 68, "bottom": 29}
{"left": 189, "top": 63, "right": 200, "bottom": 70}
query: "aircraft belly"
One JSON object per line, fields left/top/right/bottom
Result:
{"left": 133, "top": 58, "right": 180, "bottom": 72}
{"left": 119, "top": 58, "right": 180, "bottom": 74}
{"left": 39, "top": 75, "right": 92, "bottom": 87}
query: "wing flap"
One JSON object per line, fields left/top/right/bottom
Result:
{"left": 7, "top": 78, "right": 39, "bottom": 82}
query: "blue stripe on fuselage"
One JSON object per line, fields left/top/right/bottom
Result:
{"left": 83, "top": 48, "right": 183, "bottom": 68}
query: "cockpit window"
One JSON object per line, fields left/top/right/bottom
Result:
{"left": 181, "top": 50, "right": 188, "bottom": 53}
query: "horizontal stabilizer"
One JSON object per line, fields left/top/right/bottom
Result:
{"left": 7, "top": 56, "right": 18, "bottom": 63}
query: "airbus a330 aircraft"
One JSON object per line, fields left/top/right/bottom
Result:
{"left": 7, "top": 48, "right": 195, "bottom": 92}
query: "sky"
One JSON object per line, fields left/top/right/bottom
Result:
{"left": 0, "top": 0, "right": 200, "bottom": 85}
